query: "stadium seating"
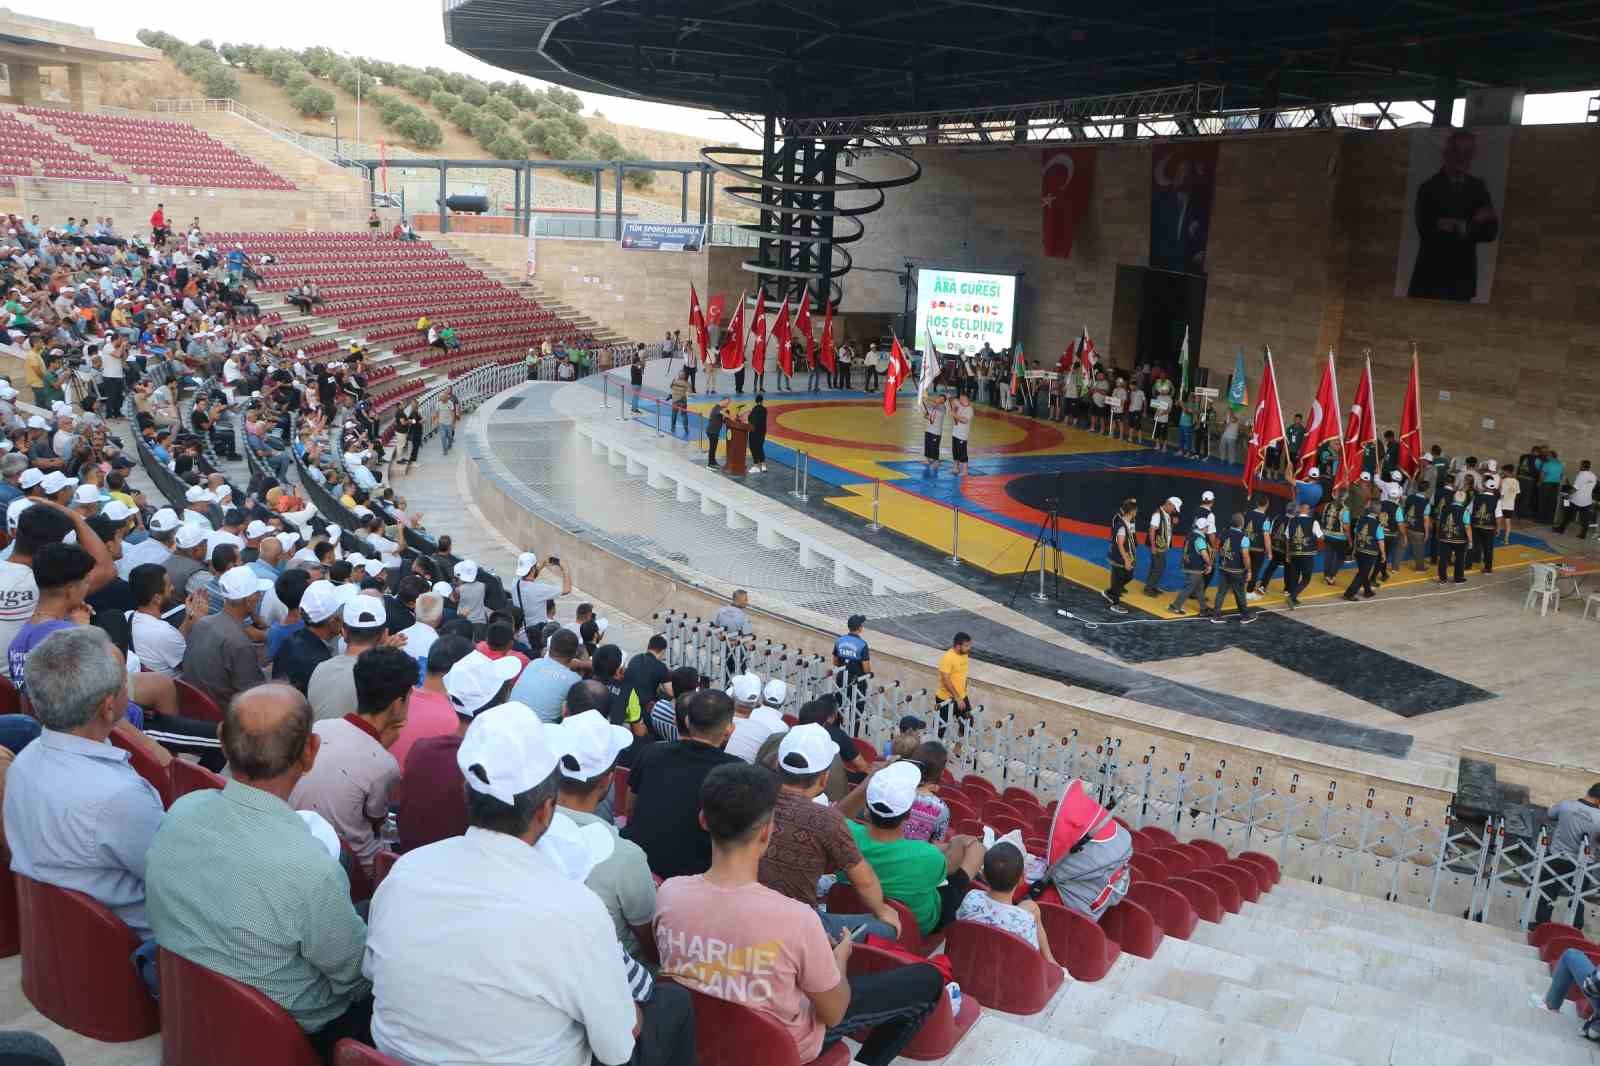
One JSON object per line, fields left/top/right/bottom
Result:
{"left": 108, "top": 728, "right": 174, "bottom": 808}
{"left": 169, "top": 759, "right": 226, "bottom": 801}
{"left": 0, "top": 111, "right": 125, "bottom": 182}
{"left": 673, "top": 983, "right": 852, "bottom": 1066}
{"left": 943, "top": 920, "right": 1065, "bottom": 1015}
{"left": 159, "top": 948, "right": 321, "bottom": 1066}
{"left": 16, "top": 875, "right": 158, "bottom": 1041}
{"left": 845, "top": 942, "right": 983, "bottom": 1059}
{"left": 334, "top": 1041, "right": 404, "bottom": 1066}
{"left": 22, "top": 107, "right": 295, "bottom": 190}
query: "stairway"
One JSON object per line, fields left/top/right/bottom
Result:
{"left": 249, "top": 292, "right": 442, "bottom": 401}
{"left": 171, "top": 111, "right": 368, "bottom": 196}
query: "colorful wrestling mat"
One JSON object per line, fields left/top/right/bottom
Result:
{"left": 676, "top": 391, "right": 1557, "bottom": 610}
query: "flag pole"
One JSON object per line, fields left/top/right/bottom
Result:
{"left": 1266, "top": 347, "right": 1291, "bottom": 486}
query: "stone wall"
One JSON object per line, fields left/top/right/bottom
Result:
{"left": 843, "top": 125, "right": 1600, "bottom": 462}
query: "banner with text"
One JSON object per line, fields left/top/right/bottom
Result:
{"left": 620, "top": 222, "right": 707, "bottom": 252}
{"left": 913, "top": 268, "right": 1018, "bottom": 356}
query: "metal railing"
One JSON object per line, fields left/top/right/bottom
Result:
{"left": 533, "top": 215, "right": 758, "bottom": 246}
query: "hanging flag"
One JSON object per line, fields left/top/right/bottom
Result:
{"left": 1042, "top": 146, "right": 1097, "bottom": 259}
{"left": 748, "top": 290, "right": 768, "bottom": 376}
{"left": 918, "top": 333, "right": 941, "bottom": 409}
{"left": 794, "top": 287, "right": 813, "bottom": 369}
{"left": 1010, "top": 343, "right": 1027, "bottom": 394}
{"left": 707, "top": 293, "right": 726, "bottom": 326}
{"left": 884, "top": 335, "right": 911, "bottom": 415}
{"left": 773, "top": 296, "right": 792, "bottom": 378}
{"left": 719, "top": 290, "right": 747, "bottom": 370}
{"left": 1243, "top": 350, "right": 1289, "bottom": 495}
{"left": 1341, "top": 354, "right": 1378, "bottom": 482}
{"left": 1177, "top": 326, "right": 1191, "bottom": 399}
{"left": 688, "top": 284, "right": 709, "bottom": 365}
{"left": 1077, "top": 324, "right": 1098, "bottom": 377}
{"left": 817, "top": 299, "right": 836, "bottom": 374}
{"left": 1397, "top": 344, "right": 1424, "bottom": 479}
{"left": 1228, "top": 346, "right": 1248, "bottom": 411}
{"left": 1294, "top": 349, "right": 1345, "bottom": 484}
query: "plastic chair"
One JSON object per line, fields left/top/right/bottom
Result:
{"left": 0, "top": 675, "right": 20, "bottom": 714}
{"left": 1036, "top": 900, "right": 1122, "bottom": 982}
{"left": 1185, "top": 868, "right": 1244, "bottom": 914}
{"left": 1237, "top": 851, "right": 1282, "bottom": 886}
{"left": 824, "top": 884, "right": 936, "bottom": 955}
{"left": 943, "top": 920, "right": 1064, "bottom": 1014}
{"left": 1212, "top": 862, "right": 1262, "bottom": 904}
{"left": 333, "top": 1040, "right": 405, "bottom": 1065}
{"left": 1149, "top": 846, "right": 1196, "bottom": 878}
{"left": 1128, "top": 880, "right": 1199, "bottom": 939}
{"left": 1222, "top": 857, "right": 1272, "bottom": 897}
{"left": 174, "top": 678, "right": 223, "bottom": 723}
{"left": 846, "top": 942, "right": 982, "bottom": 1059}
{"left": 1187, "top": 839, "right": 1230, "bottom": 867}
{"left": 0, "top": 842, "right": 18, "bottom": 958}
{"left": 671, "top": 981, "right": 852, "bottom": 1066}
{"left": 159, "top": 948, "right": 321, "bottom": 1066}
{"left": 1524, "top": 563, "right": 1561, "bottom": 616}
{"left": 1155, "top": 872, "right": 1220, "bottom": 924}
{"left": 989, "top": 814, "right": 1033, "bottom": 838}
{"left": 611, "top": 766, "right": 631, "bottom": 820}
{"left": 1540, "top": 935, "right": 1600, "bottom": 967}
{"left": 344, "top": 846, "right": 376, "bottom": 904}
{"left": 169, "top": 759, "right": 226, "bottom": 800}
{"left": 1529, "top": 921, "right": 1587, "bottom": 949}
{"left": 980, "top": 799, "right": 1023, "bottom": 824}
{"left": 372, "top": 849, "right": 400, "bottom": 891}
{"left": 1001, "top": 785, "right": 1042, "bottom": 810}
{"left": 108, "top": 729, "right": 173, "bottom": 808}
{"left": 16, "top": 875, "right": 157, "bottom": 1041}
{"left": 1129, "top": 852, "right": 1170, "bottom": 884}
{"left": 1170, "top": 842, "right": 1215, "bottom": 872}
{"left": 1141, "top": 825, "right": 1178, "bottom": 848}
{"left": 1101, "top": 898, "right": 1164, "bottom": 958}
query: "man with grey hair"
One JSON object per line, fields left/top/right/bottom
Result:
{"left": 148, "top": 683, "right": 373, "bottom": 1053}
{"left": 2, "top": 626, "right": 164, "bottom": 936}
{"left": 0, "top": 452, "right": 27, "bottom": 509}
{"left": 398, "top": 591, "right": 443, "bottom": 662}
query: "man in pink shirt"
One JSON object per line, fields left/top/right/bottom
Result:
{"left": 654, "top": 764, "right": 943, "bottom": 1066}
{"left": 389, "top": 636, "right": 475, "bottom": 769}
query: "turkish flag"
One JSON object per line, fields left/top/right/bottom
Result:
{"left": 793, "top": 288, "right": 813, "bottom": 367}
{"left": 1042, "top": 146, "right": 1097, "bottom": 258}
{"left": 719, "top": 292, "right": 746, "bottom": 370}
{"left": 688, "top": 284, "right": 708, "bottom": 363}
{"left": 884, "top": 336, "right": 911, "bottom": 416}
{"left": 1397, "top": 348, "right": 1424, "bottom": 479}
{"left": 748, "top": 290, "right": 767, "bottom": 376}
{"left": 707, "top": 293, "right": 726, "bottom": 326}
{"left": 1341, "top": 357, "right": 1378, "bottom": 483}
{"left": 817, "top": 300, "right": 837, "bottom": 373}
{"left": 1244, "top": 351, "right": 1289, "bottom": 496}
{"left": 1294, "top": 350, "right": 1345, "bottom": 484}
{"left": 773, "top": 296, "right": 792, "bottom": 377}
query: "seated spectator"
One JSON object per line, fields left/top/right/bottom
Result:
{"left": 272, "top": 579, "right": 343, "bottom": 693}
{"left": 307, "top": 596, "right": 389, "bottom": 721}
{"left": 452, "top": 559, "right": 488, "bottom": 625}
{"left": 1534, "top": 947, "right": 1600, "bottom": 1041}
{"left": 649, "top": 666, "right": 700, "bottom": 743}
{"left": 882, "top": 714, "right": 925, "bottom": 761}
{"left": 656, "top": 764, "right": 943, "bottom": 1066}
{"left": 475, "top": 613, "right": 530, "bottom": 671}
{"left": 3, "top": 627, "right": 162, "bottom": 936}
{"left": 509, "top": 627, "right": 580, "bottom": 723}
{"left": 954, "top": 842, "right": 1057, "bottom": 964}
{"left": 618, "top": 635, "right": 670, "bottom": 732}
{"left": 902, "top": 740, "right": 952, "bottom": 843}
{"left": 178, "top": 566, "right": 272, "bottom": 710}
{"left": 798, "top": 694, "right": 871, "bottom": 782}
{"left": 389, "top": 635, "right": 474, "bottom": 769}
{"left": 290, "top": 646, "right": 413, "bottom": 874}
{"left": 127, "top": 562, "right": 208, "bottom": 678}
{"left": 723, "top": 674, "right": 786, "bottom": 762}
{"left": 365, "top": 702, "right": 691, "bottom": 1066}
{"left": 397, "top": 650, "right": 520, "bottom": 853}
{"left": 555, "top": 709, "right": 656, "bottom": 958}
{"left": 397, "top": 591, "right": 443, "bottom": 664}
{"left": 146, "top": 685, "right": 374, "bottom": 1057}
{"left": 621, "top": 688, "right": 740, "bottom": 879}
{"left": 756, "top": 724, "right": 900, "bottom": 941}
{"left": 836, "top": 761, "right": 985, "bottom": 939}
{"left": 264, "top": 568, "right": 311, "bottom": 662}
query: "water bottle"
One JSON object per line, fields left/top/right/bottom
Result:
{"left": 945, "top": 982, "right": 962, "bottom": 1016}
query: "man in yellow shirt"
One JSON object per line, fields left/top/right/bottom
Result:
{"left": 935, "top": 631, "right": 973, "bottom": 738}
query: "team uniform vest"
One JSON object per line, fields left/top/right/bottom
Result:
{"left": 1470, "top": 491, "right": 1498, "bottom": 529}
{"left": 1107, "top": 514, "right": 1133, "bottom": 566}
{"left": 1288, "top": 514, "right": 1320, "bottom": 557}
{"left": 1193, "top": 505, "right": 1214, "bottom": 539}
{"left": 1436, "top": 502, "right": 1469, "bottom": 544}
{"left": 1405, "top": 492, "right": 1430, "bottom": 533}
{"left": 1379, "top": 499, "right": 1400, "bottom": 538}
{"left": 1352, "top": 512, "right": 1383, "bottom": 556}
{"left": 1320, "top": 501, "right": 1347, "bottom": 539}
{"left": 1243, "top": 509, "right": 1268, "bottom": 550}
{"left": 1150, "top": 509, "right": 1173, "bottom": 553}
{"left": 1270, "top": 514, "right": 1289, "bottom": 555}
{"left": 1217, "top": 528, "right": 1248, "bottom": 573}
{"left": 1181, "top": 520, "right": 1210, "bottom": 570}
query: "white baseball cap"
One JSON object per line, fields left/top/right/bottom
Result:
{"left": 430, "top": 581, "right": 453, "bottom": 598}
{"left": 777, "top": 723, "right": 837, "bottom": 775}
{"left": 103, "top": 500, "right": 138, "bottom": 523}
{"left": 762, "top": 679, "right": 788, "bottom": 709}
{"left": 458, "top": 702, "right": 576, "bottom": 805}
{"left": 454, "top": 559, "right": 479, "bottom": 583}
{"left": 1200, "top": 490, "right": 1215, "bottom": 502}
{"left": 0, "top": 385, "right": 17, "bottom": 400}
{"left": 184, "top": 485, "right": 215, "bottom": 503}
{"left": 300, "top": 579, "right": 343, "bottom": 624}
{"left": 728, "top": 673, "right": 762, "bottom": 704}
{"left": 175, "top": 525, "right": 208, "bottom": 550}
{"left": 24, "top": 415, "right": 48, "bottom": 430}
{"left": 515, "top": 552, "right": 538, "bottom": 578}
{"left": 1360, "top": 471, "right": 1372, "bottom": 482}
{"left": 148, "top": 507, "right": 181, "bottom": 533}
{"left": 6, "top": 498, "right": 33, "bottom": 532}
{"left": 219, "top": 567, "right": 273, "bottom": 601}
{"left": 71, "top": 484, "right": 100, "bottom": 506}
{"left": 18, "top": 469, "right": 44, "bottom": 490}
{"left": 1166, "top": 496, "right": 1183, "bottom": 510}
{"left": 361, "top": 558, "right": 384, "bottom": 577}
{"left": 342, "top": 596, "right": 386, "bottom": 628}
{"left": 444, "top": 651, "right": 525, "bottom": 718}
{"left": 1308, "top": 466, "right": 1320, "bottom": 478}
{"left": 539, "top": 812, "right": 618, "bottom": 883}
{"left": 557, "top": 709, "right": 633, "bottom": 779}
{"left": 1389, "top": 470, "right": 1404, "bottom": 483}
{"left": 245, "top": 520, "right": 273, "bottom": 540}
{"left": 866, "top": 760, "right": 922, "bottom": 818}
{"left": 276, "top": 531, "right": 301, "bottom": 551}
{"left": 41, "top": 472, "right": 78, "bottom": 496}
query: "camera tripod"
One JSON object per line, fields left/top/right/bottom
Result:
{"left": 1009, "top": 471, "right": 1067, "bottom": 607}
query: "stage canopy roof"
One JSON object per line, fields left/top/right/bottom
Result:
{"left": 443, "top": 0, "right": 1600, "bottom": 120}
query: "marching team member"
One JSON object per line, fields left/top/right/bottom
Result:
{"left": 1167, "top": 508, "right": 1214, "bottom": 616}
{"left": 1242, "top": 495, "right": 1272, "bottom": 598}
{"left": 1102, "top": 498, "right": 1137, "bottom": 615}
{"left": 1283, "top": 502, "right": 1323, "bottom": 609}
{"left": 1434, "top": 489, "right": 1473, "bottom": 584}
{"left": 1343, "top": 500, "right": 1386, "bottom": 601}
{"left": 1470, "top": 476, "right": 1500, "bottom": 574}
{"left": 1209, "top": 513, "right": 1256, "bottom": 624}
{"left": 1141, "top": 497, "right": 1180, "bottom": 597}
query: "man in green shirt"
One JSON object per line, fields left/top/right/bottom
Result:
{"left": 146, "top": 684, "right": 373, "bottom": 1056}
{"left": 838, "top": 761, "right": 984, "bottom": 937}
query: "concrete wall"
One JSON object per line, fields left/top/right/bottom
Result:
{"left": 846, "top": 125, "right": 1600, "bottom": 463}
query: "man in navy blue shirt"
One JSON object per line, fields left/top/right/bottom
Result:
{"left": 833, "top": 614, "right": 871, "bottom": 710}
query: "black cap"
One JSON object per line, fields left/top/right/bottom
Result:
{"left": 898, "top": 715, "right": 926, "bottom": 732}
{"left": 846, "top": 613, "right": 867, "bottom": 630}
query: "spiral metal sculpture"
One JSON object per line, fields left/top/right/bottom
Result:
{"left": 701, "top": 133, "right": 921, "bottom": 309}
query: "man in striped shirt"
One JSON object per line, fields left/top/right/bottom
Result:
{"left": 649, "top": 666, "right": 703, "bottom": 743}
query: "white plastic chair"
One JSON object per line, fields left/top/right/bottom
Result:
{"left": 1585, "top": 593, "right": 1600, "bottom": 622}
{"left": 1524, "top": 563, "right": 1561, "bottom": 617}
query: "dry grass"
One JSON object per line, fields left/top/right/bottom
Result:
{"left": 96, "top": 57, "right": 200, "bottom": 109}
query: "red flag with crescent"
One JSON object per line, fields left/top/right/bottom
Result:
{"left": 1294, "top": 350, "right": 1345, "bottom": 484}
{"left": 884, "top": 336, "right": 911, "bottom": 416}
{"left": 1341, "top": 356, "right": 1378, "bottom": 484}
{"left": 793, "top": 287, "right": 813, "bottom": 367}
{"left": 817, "top": 300, "right": 836, "bottom": 374}
{"left": 1042, "top": 146, "right": 1097, "bottom": 259}
{"left": 1244, "top": 350, "right": 1289, "bottom": 496}
{"left": 719, "top": 291, "right": 746, "bottom": 370}
{"left": 773, "top": 296, "right": 792, "bottom": 377}
{"left": 688, "top": 283, "right": 708, "bottom": 364}
{"left": 1397, "top": 348, "right": 1424, "bottom": 479}
{"left": 748, "top": 290, "right": 767, "bottom": 376}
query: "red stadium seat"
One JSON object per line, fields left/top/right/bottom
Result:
{"left": 988, "top": 814, "right": 1033, "bottom": 838}
{"left": 1100, "top": 898, "right": 1164, "bottom": 958}
{"left": 1540, "top": 935, "right": 1600, "bottom": 966}
{"left": 0, "top": 675, "right": 20, "bottom": 714}
{"left": 1036, "top": 899, "right": 1122, "bottom": 982}
{"left": 824, "top": 884, "right": 939, "bottom": 955}
{"left": 951, "top": 817, "right": 982, "bottom": 838}
{"left": 1237, "top": 851, "right": 1281, "bottom": 886}
{"left": 108, "top": 729, "right": 173, "bottom": 807}
{"left": 1170, "top": 842, "right": 1215, "bottom": 872}
{"left": 372, "top": 850, "right": 400, "bottom": 891}
{"left": 1129, "top": 852, "right": 1170, "bottom": 884}
{"left": 611, "top": 766, "right": 631, "bottom": 820}
{"left": 0, "top": 842, "right": 17, "bottom": 958}
{"left": 1149, "top": 846, "right": 1195, "bottom": 878}
{"left": 16, "top": 875, "right": 157, "bottom": 1041}
{"left": 1185, "top": 869, "right": 1244, "bottom": 914}
{"left": 334, "top": 1040, "right": 404, "bottom": 1065}
{"left": 943, "top": 920, "right": 1065, "bottom": 1014}
{"left": 1530, "top": 922, "right": 1586, "bottom": 949}
{"left": 159, "top": 949, "right": 321, "bottom": 1066}
{"left": 672, "top": 982, "right": 852, "bottom": 1066}
{"left": 169, "top": 759, "right": 225, "bottom": 800}
{"left": 344, "top": 846, "right": 376, "bottom": 904}
{"left": 980, "top": 799, "right": 1025, "bottom": 824}
{"left": 846, "top": 942, "right": 981, "bottom": 1059}
{"left": 942, "top": 795, "right": 978, "bottom": 825}
{"left": 960, "top": 773, "right": 997, "bottom": 798}
{"left": 1141, "top": 825, "right": 1178, "bottom": 848}
{"left": 1213, "top": 862, "right": 1262, "bottom": 904}
{"left": 1166, "top": 876, "right": 1226, "bottom": 924}
{"left": 174, "top": 678, "right": 223, "bottom": 723}
{"left": 1001, "top": 785, "right": 1041, "bottom": 809}
{"left": 1187, "top": 839, "right": 1229, "bottom": 867}
{"left": 1127, "top": 879, "right": 1199, "bottom": 939}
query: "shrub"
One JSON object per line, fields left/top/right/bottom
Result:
{"left": 392, "top": 113, "right": 443, "bottom": 149}
{"left": 486, "top": 134, "right": 528, "bottom": 160}
{"left": 461, "top": 83, "right": 488, "bottom": 106}
{"left": 293, "top": 86, "right": 336, "bottom": 117}
{"left": 407, "top": 74, "right": 442, "bottom": 99}
{"left": 540, "top": 128, "right": 583, "bottom": 165}
{"left": 449, "top": 102, "right": 480, "bottom": 132}
{"left": 471, "top": 112, "right": 509, "bottom": 146}
{"left": 283, "top": 69, "right": 314, "bottom": 95}
{"left": 544, "top": 86, "right": 583, "bottom": 113}
{"left": 502, "top": 83, "right": 537, "bottom": 110}
{"left": 337, "top": 69, "right": 363, "bottom": 96}
{"left": 483, "top": 94, "right": 518, "bottom": 122}
{"left": 432, "top": 90, "right": 462, "bottom": 114}
{"left": 200, "top": 67, "right": 240, "bottom": 100}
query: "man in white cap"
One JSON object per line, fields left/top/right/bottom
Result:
{"left": 621, "top": 688, "right": 741, "bottom": 879}
{"left": 656, "top": 761, "right": 944, "bottom": 1066}
{"left": 453, "top": 558, "right": 487, "bottom": 625}
{"left": 1142, "top": 496, "right": 1182, "bottom": 596}
{"left": 290, "top": 645, "right": 414, "bottom": 875}
{"left": 163, "top": 524, "right": 210, "bottom": 609}
{"left": 182, "top": 484, "right": 216, "bottom": 531}
{"left": 368, "top": 703, "right": 692, "bottom": 1066}
{"left": 756, "top": 723, "right": 900, "bottom": 942}
{"left": 180, "top": 565, "right": 272, "bottom": 710}
{"left": 396, "top": 649, "right": 522, "bottom": 852}
{"left": 723, "top": 673, "right": 786, "bottom": 763}
{"left": 272, "top": 579, "right": 346, "bottom": 694}
{"left": 69, "top": 482, "right": 101, "bottom": 517}
{"left": 555, "top": 709, "right": 656, "bottom": 956}
{"left": 119, "top": 507, "right": 179, "bottom": 579}
{"left": 39, "top": 470, "right": 77, "bottom": 505}
{"left": 308, "top": 596, "right": 395, "bottom": 722}
{"left": 509, "top": 551, "right": 572, "bottom": 634}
